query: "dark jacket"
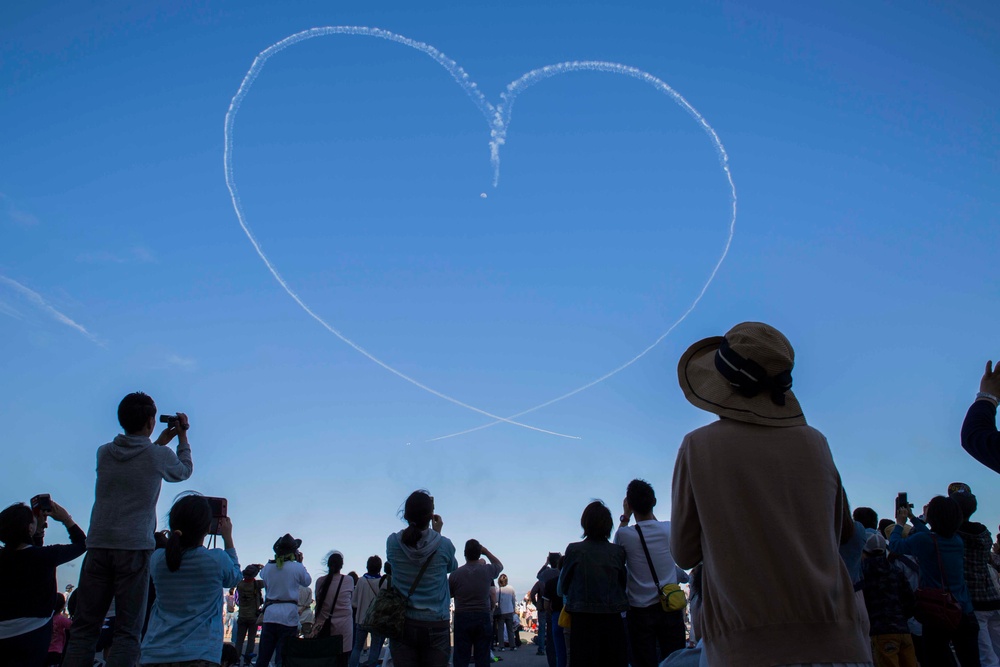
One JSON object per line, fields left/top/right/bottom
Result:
{"left": 0, "top": 524, "right": 87, "bottom": 622}
{"left": 962, "top": 400, "right": 1000, "bottom": 474}
{"left": 557, "top": 538, "right": 628, "bottom": 614}
{"left": 861, "top": 554, "right": 914, "bottom": 635}
{"left": 957, "top": 521, "right": 1000, "bottom": 611}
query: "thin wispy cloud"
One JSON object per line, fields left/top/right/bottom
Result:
{"left": 0, "top": 299, "right": 24, "bottom": 321}
{"left": 0, "top": 193, "right": 41, "bottom": 227}
{"left": 76, "top": 246, "right": 157, "bottom": 264}
{"left": 166, "top": 354, "right": 197, "bottom": 371}
{"left": 0, "top": 274, "right": 103, "bottom": 345}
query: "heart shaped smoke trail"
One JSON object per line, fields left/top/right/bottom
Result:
{"left": 223, "top": 26, "right": 737, "bottom": 441}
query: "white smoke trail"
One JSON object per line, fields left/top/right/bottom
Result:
{"left": 0, "top": 274, "right": 103, "bottom": 345}
{"left": 429, "top": 63, "right": 737, "bottom": 441}
{"left": 223, "top": 27, "right": 736, "bottom": 442}
{"left": 224, "top": 27, "right": 579, "bottom": 440}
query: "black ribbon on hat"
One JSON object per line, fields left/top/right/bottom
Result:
{"left": 714, "top": 340, "right": 793, "bottom": 406}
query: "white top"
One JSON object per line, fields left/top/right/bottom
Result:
{"left": 298, "top": 585, "right": 315, "bottom": 625}
{"left": 261, "top": 561, "right": 312, "bottom": 627}
{"left": 614, "top": 519, "right": 678, "bottom": 608}
{"left": 498, "top": 586, "right": 517, "bottom": 614}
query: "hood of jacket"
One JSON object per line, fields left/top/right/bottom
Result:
{"left": 105, "top": 433, "right": 154, "bottom": 461}
{"left": 395, "top": 528, "right": 442, "bottom": 562}
{"left": 958, "top": 521, "right": 991, "bottom": 546}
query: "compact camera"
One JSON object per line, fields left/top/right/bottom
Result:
{"left": 207, "top": 497, "right": 228, "bottom": 535}
{"left": 30, "top": 494, "right": 52, "bottom": 514}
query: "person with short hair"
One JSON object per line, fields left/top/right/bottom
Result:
{"left": 671, "top": 322, "right": 870, "bottom": 666}
{"left": 348, "top": 556, "right": 387, "bottom": 667}
{"left": 952, "top": 489, "right": 1000, "bottom": 667}
{"left": 962, "top": 361, "right": 1000, "bottom": 473}
{"left": 449, "top": 539, "right": 503, "bottom": 667}
{"left": 64, "top": 392, "right": 193, "bottom": 667}
{"left": 140, "top": 494, "right": 242, "bottom": 665}
{"left": 854, "top": 508, "right": 879, "bottom": 535}
{"left": 860, "top": 531, "right": 917, "bottom": 666}
{"left": 892, "top": 496, "right": 980, "bottom": 666}
{"left": 385, "top": 490, "right": 458, "bottom": 667}
{"left": 557, "top": 500, "right": 628, "bottom": 667}
{"left": 614, "top": 479, "right": 685, "bottom": 667}
{"left": 0, "top": 500, "right": 86, "bottom": 665}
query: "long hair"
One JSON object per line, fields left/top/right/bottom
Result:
{"left": 400, "top": 490, "right": 434, "bottom": 548}
{"left": 164, "top": 494, "right": 212, "bottom": 572}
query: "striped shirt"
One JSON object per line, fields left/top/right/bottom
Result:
{"left": 141, "top": 547, "right": 242, "bottom": 663}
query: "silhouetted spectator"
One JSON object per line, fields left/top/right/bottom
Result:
{"left": 672, "top": 322, "right": 870, "bottom": 666}
{"left": 962, "top": 361, "right": 1000, "bottom": 473}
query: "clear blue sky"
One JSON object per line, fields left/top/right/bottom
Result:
{"left": 2, "top": 1, "right": 998, "bottom": 596}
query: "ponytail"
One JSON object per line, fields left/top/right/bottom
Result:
{"left": 165, "top": 494, "right": 212, "bottom": 572}
{"left": 400, "top": 490, "right": 434, "bottom": 548}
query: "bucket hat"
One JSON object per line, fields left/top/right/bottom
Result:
{"left": 678, "top": 322, "right": 805, "bottom": 427}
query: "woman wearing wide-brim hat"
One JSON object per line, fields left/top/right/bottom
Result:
{"left": 255, "top": 534, "right": 312, "bottom": 667}
{"left": 670, "top": 322, "right": 872, "bottom": 667}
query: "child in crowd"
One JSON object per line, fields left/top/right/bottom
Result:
{"left": 860, "top": 532, "right": 917, "bottom": 667}
{"left": 48, "top": 593, "right": 72, "bottom": 666}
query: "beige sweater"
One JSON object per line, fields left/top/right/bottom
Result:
{"left": 671, "top": 419, "right": 869, "bottom": 667}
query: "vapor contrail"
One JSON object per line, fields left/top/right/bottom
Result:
{"left": 0, "top": 274, "right": 103, "bottom": 345}
{"left": 224, "top": 27, "right": 736, "bottom": 441}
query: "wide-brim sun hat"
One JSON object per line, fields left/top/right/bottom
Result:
{"left": 678, "top": 321, "right": 806, "bottom": 427}
{"left": 273, "top": 533, "right": 302, "bottom": 556}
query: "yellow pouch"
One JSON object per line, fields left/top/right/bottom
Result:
{"left": 557, "top": 607, "right": 571, "bottom": 628}
{"left": 660, "top": 583, "right": 687, "bottom": 612}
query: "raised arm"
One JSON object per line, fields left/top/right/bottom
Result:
{"left": 962, "top": 364, "right": 1000, "bottom": 473}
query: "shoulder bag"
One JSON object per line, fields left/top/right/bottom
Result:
{"left": 913, "top": 534, "right": 963, "bottom": 633}
{"left": 283, "top": 574, "right": 345, "bottom": 666}
{"left": 363, "top": 553, "right": 434, "bottom": 641}
{"left": 635, "top": 524, "right": 686, "bottom": 613}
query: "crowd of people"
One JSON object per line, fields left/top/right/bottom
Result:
{"left": 2, "top": 322, "right": 1000, "bottom": 667}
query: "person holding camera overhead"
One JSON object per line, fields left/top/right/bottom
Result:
{"left": 140, "top": 494, "right": 242, "bottom": 665}
{"left": 64, "top": 392, "right": 193, "bottom": 667}
{"left": 0, "top": 498, "right": 86, "bottom": 664}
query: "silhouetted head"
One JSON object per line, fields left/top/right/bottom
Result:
{"left": 853, "top": 507, "right": 878, "bottom": 531}
{"left": 366, "top": 555, "right": 382, "bottom": 576}
{"left": 400, "top": 490, "right": 434, "bottom": 548}
{"left": 925, "top": 496, "right": 963, "bottom": 538}
{"left": 465, "top": 539, "right": 483, "bottom": 562}
{"left": 118, "top": 392, "right": 156, "bottom": 434}
{"left": 165, "top": 494, "right": 212, "bottom": 572}
{"left": 626, "top": 479, "right": 656, "bottom": 515}
{"left": 581, "top": 500, "right": 613, "bottom": 541}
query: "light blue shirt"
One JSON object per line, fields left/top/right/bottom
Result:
{"left": 386, "top": 530, "right": 458, "bottom": 622}
{"left": 141, "top": 546, "right": 242, "bottom": 663}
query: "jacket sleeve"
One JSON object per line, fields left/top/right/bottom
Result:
{"left": 37, "top": 524, "right": 87, "bottom": 567}
{"left": 556, "top": 546, "right": 575, "bottom": 598}
{"left": 962, "top": 400, "right": 1000, "bottom": 474}
{"left": 159, "top": 442, "right": 193, "bottom": 482}
{"left": 670, "top": 436, "right": 702, "bottom": 569}
{"left": 888, "top": 525, "right": 917, "bottom": 556}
